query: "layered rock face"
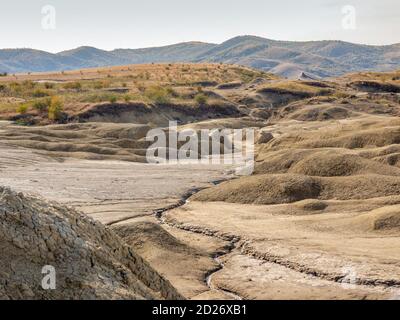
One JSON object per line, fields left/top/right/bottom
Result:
{"left": 0, "top": 187, "right": 183, "bottom": 300}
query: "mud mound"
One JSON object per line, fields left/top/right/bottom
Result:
{"left": 298, "top": 127, "right": 400, "bottom": 149}
{"left": 114, "top": 222, "right": 191, "bottom": 254}
{"left": 0, "top": 187, "right": 183, "bottom": 300}
{"left": 294, "top": 199, "right": 328, "bottom": 212}
{"left": 375, "top": 153, "right": 400, "bottom": 167}
{"left": 289, "top": 152, "right": 400, "bottom": 177}
{"left": 349, "top": 205, "right": 400, "bottom": 232}
{"left": 216, "top": 82, "right": 243, "bottom": 90}
{"left": 255, "top": 149, "right": 331, "bottom": 174}
{"left": 0, "top": 123, "right": 151, "bottom": 162}
{"left": 357, "top": 144, "right": 400, "bottom": 159}
{"left": 192, "top": 174, "right": 322, "bottom": 205}
{"left": 287, "top": 105, "right": 354, "bottom": 121}
{"left": 350, "top": 81, "right": 400, "bottom": 93}
{"left": 193, "top": 174, "right": 400, "bottom": 205}
{"left": 372, "top": 206, "right": 400, "bottom": 231}
{"left": 320, "top": 175, "right": 400, "bottom": 201}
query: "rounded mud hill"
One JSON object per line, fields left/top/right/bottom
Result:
{"left": 287, "top": 105, "right": 354, "bottom": 121}
{"left": 192, "top": 173, "right": 400, "bottom": 205}
{"left": 288, "top": 152, "right": 400, "bottom": 177}
{"left": 345, "top": 205, "right": 400, "bottom": 232}
{"left": 370, "top": 206, "right": 400, "bottom": 231}
{"left": 0, "top": 187, "right": 183, "bottom": 300}
{"left": 294, "top": 199, "right": 328, "bottom": 212}
{"left": 192, "top": 174, "right": 322, "bottom": 205}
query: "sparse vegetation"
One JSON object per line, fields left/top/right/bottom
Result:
{"left": 109, "top": 95, "right": 117, "bottom": 103}
{"left": 48, "top": 96, "right": 64, "bottom": 121}
{"left": 194, "top": 93, "right": 208, "bottom": 105}
{"left": 32, "top": 89, "right": 50, "bottom": 98}
{"left": 0, "top": 62, "right": 336, "bottom": 126}
{"left": 144, "top": 86, "right": 171, "bottom": 104}
{"left": 63, "top": 81, "right": 82, "bottom": 91}
{"left": 258, "top": 81, "right": 333, "bottom": 97}
{"left": 32, "top": 98, "right": 51, "bottom": 112}
{"left": 16, "top": 103, "right": 29, "bottom": 114}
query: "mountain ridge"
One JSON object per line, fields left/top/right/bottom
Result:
{"left": 1, "top": 35, "right": 399, "bottom": 78}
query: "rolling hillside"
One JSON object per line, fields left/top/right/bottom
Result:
{"left": 1, "top": 36, "right": 399, "bottom": 78}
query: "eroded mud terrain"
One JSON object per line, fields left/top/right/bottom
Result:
{"left": 1, "top": 67, "right": 400, "bottom": 300}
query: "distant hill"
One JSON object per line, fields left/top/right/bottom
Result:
{"left": 1, "top": 36, "right": 399, "bottom": 78}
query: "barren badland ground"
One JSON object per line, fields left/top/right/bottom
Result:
{"left": 1, "top": 64, "right": 400, "bottom": 299}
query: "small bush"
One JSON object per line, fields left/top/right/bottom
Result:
{"left": 32, "top": 98, "right": 51, "bottom": 112}
{"left": 194, "top": 93, "right": 208, "bottom": 105}
{"left": 166, "top": 87, "right": 179, "bottom": 97}
{"left": 9, "top": 82, "right": 22, "bottom": 94}
{"left": 16, "top": 103, "right": 29, "bottom": 114}
{"left": 22, "top": 80, "right": 36, "bottom": 90}
{"left": 44, "top": 82, "right": 55, "bottom": 89}
{"left": 48, "top": 96, "right": 64, "bottom": 121}
{"left": 79, "top": 93, "right": 121, "bottom": 103}
{"left": 136, "top": 83, "right": 146, "bottom": 93}
{"left": 63, "top": 81, "right": 82, "bottom": 91}
{"left": 32, "top": 89, "right": 50, "bottom": 98}
{"left": 92, "top": 81, "right": 103, "bottom": 89}
{"left": 144, "top": 86, "right": 171, "bottom": 104}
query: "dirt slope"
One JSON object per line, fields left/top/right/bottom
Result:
{"left": 0, "top": 186, "right": 183, "bottom": 300}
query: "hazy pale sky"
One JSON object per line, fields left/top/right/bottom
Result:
{"left": 1, "top": 0, "right": 399, "bottom": 52}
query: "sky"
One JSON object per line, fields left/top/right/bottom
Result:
{"left": 1, "top": 0, "right": 399, "bottom": 52}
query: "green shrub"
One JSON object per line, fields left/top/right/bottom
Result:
{"left": 16, "top": 103, "right": 29, "bottom": 114}
{"left": 144, "top": 86, "right": 170, "bottom": 104}
{"left": 44, "top": 82, "right": 55, "bottom": 89}
{"left": 32, "top": 98, "right": 51, "bottom": 112}
{"left": 194, "top": 93, "right": 208, "bottom": 105}
{"left": 79, "top": 93, "right": 121, "bottom": 103}
{"left": 166, "top": 87, "right": 179, "bottom": 98}
{"left": 48, "top": 96, "right": 64, "bottom": 121}
{"left": 63, "top": 81, "right": 82, "bottom": 91}
{"left": 92, "top": 80, "right": 110, "bottom": 89}
{"left": 9, "top": 82, "right": 22, "bottom": 94}
{"left": 109, "top": 95, "right": 117, "bottom": 103}
{"left": 22, "top": 80, "right": 36, "bottom": 90}
{"left": 32, "top": 89, "right": 50, "bottom": 98}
